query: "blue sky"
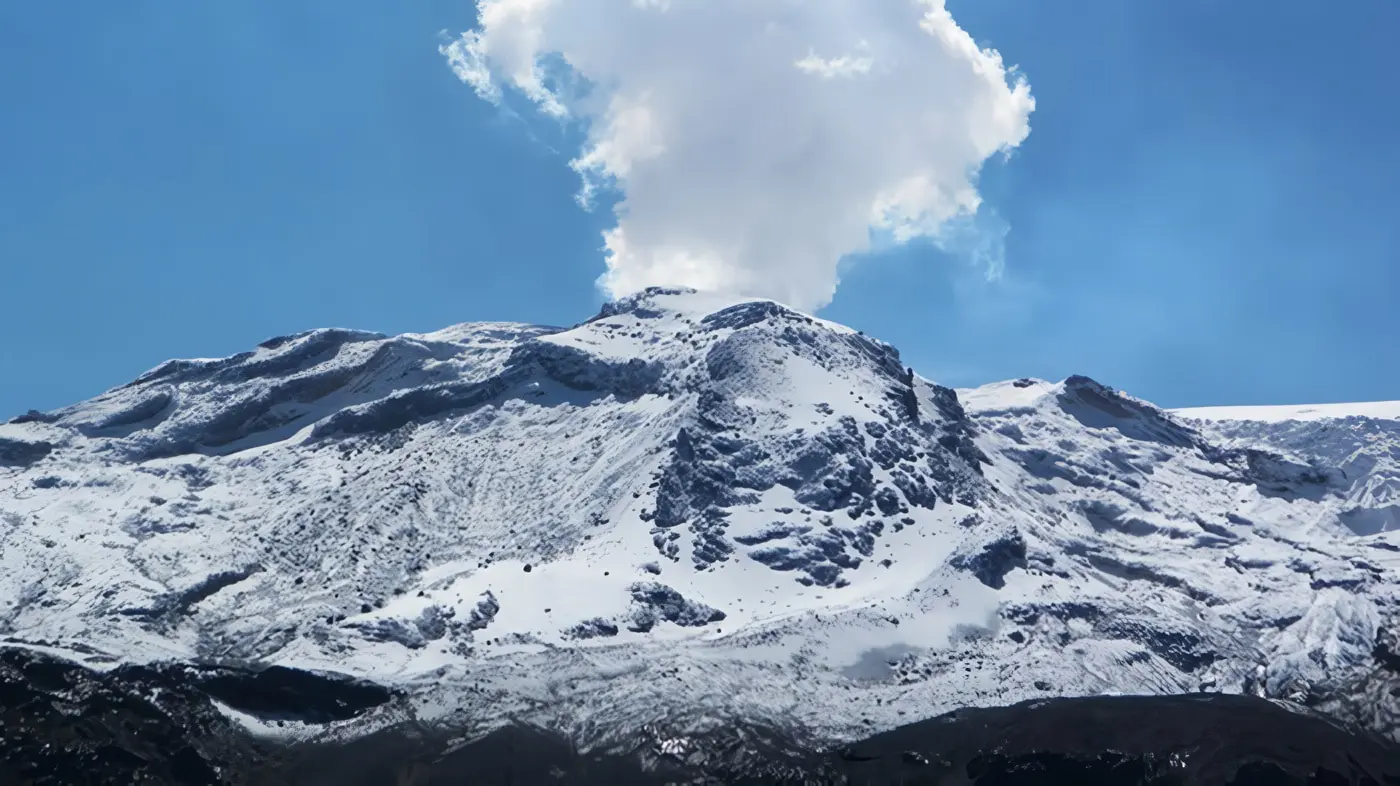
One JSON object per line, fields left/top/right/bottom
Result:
{"left": 2, "top": 0, "right": 1396, "bottom": 420}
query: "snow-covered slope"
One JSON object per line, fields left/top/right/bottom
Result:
{"left": 1174, "top": 401, "right": 1400, "bottom": 539}
{"left": 1175, "top": 401, "right": 1400, "bottom": 423}
{"left": 2, "top": 287, "right": 1398, "bottom": 746}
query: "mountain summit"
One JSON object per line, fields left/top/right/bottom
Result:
{"left": 2, "top": 286, "right": 1399, "bottom": 748}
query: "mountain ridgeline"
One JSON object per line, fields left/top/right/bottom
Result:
{"left": 2, "top": 287, "right": 1400, "bottom": 784}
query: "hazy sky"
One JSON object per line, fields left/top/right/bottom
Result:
{"left": 2, "top": 0, "right": 1396, "bottom": 420}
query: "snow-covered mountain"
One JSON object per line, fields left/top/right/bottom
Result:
{"left": 2, "top": 286, "right": 1398, "bottom": 747}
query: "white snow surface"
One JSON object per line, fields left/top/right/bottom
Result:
{"left": 1175, "top": 401, "right": 1400, "bottom": 423}
{"left": 3, "top": 286, "right": 1399, "bottom": 745}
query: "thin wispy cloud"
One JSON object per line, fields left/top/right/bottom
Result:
{"left": 444, "top": 0, "right": 1034, "bottom": 311}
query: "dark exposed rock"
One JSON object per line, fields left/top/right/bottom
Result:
{"left": 1057, "top": 375, "right": 1197, "bottom": 448}
{"left": 1375, "top": 628, "right": 1400, "bottom": 675}
{"left": 625, "top": 582, "right": 726, "bottom": 632}
{"left": 1342, "top": 505, "right": 1400, "bottom": 537}
{"left": 587, "top": 285, "right": 693, "bottom": 322}
{"left": 127, "top": 330, "right": 382, "bottom": 391}
{"left": 566, "top": 618, "right": 620, "bottom": 640}
{"left": 220, "top": 330, "right": 381, "bottom": 384}
{"left": 952, "top": 530, "right": 1029, "bottom": 589}
{"left": 699, "top": 299, "right": 796, "bottom": 331}
{"left": 748, "top": 527, "right": 865, "bottom": 587}
{"left": 1196, "top": 442, "right": 1343, "bottom": 502}
{"left": 0, "top": 648, "right": 395, "bottom": 785}
{"left": 0, "top": 649, "right": 230, "bottom": 786}
{"left": 1078, "top": 499, "right": 1165, "bottom": 537}
{"left": 124, "top": 565, "right": 266, "bottom": 623}
{"left": 467, "top": 591, "right": 501, "bottom": 631}
{"left": 6, "top": 648, "right": 1398, "bottom": 785}
{"left": 187, "top": 664, "right": 395, "bottom": 723}
{"left": 734, "top": 522, "right": 812, "bottom": 546}
{"left": 833, "top": 694, "right": 1400, "bottom": 786}
{"left": 513, "top": 339, "right": 664, "bottom": 398}
{"left": 0, "top": 436, "right": 53, "bottom": 466}
{"left": 413, "top": 606, "right": 453, "bottom": 641}
{"left": 346, "top": 617, "right": 428, "bottom": 649}
{"left": 1098, "top": 619, "right": 1219, "bottom": 674}
{"left": 1242, "top": 449, "right": 1339, "bottom": 497}
{"left": 8, "top": 409, "right": 61, "bottom": 425}
{"left": 78, "top": 389, "right": 176, "bottom": 434}
{"left": 311, "top": 371, "right": 523, "bottom": 441}
{"left": 1005, "top": 602, "right": 1104, "bottom": 626}
{"left": 629, "top": 292, "right": 987, "bottom": 575}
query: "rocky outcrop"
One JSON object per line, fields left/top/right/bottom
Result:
{"left": 0, "top": 436, "right": 52, "bottom": 467}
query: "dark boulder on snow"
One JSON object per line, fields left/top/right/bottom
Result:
{"left": 624, "top": 582, "right": 726, "bottom": 632}
{"left": 951, "top": 529, "right": 1029, "bottom": 589}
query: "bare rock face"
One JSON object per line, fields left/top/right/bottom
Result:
{"left": 0, "top": 648, "right": 394, "bottom": 786}
{"left": 0, "top": 436, "right": 51, "bottom": 466}
{"left": 3, "top": 648, "right": 1397, "bottom": 785}
{"left": 829, "top": 694, "right": 1400, "bottom": 786}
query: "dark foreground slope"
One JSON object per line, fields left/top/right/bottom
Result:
{"left": 3, "top": 648, "right": 1398, "bottom": 786}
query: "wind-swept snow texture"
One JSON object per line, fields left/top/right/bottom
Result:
{"left": 3, "top": 287, "right": 1399, "bottom": 747}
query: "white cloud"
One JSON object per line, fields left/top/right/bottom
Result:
{"left": 444, "top": 0, "right": 1034, "bottom": 311}
{"left": 794, "top": 43, "right": 874, "bottom": 79}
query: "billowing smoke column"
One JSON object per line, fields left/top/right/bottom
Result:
{"left": 444, "top": 0, "right": 1034, "bottom": 311}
